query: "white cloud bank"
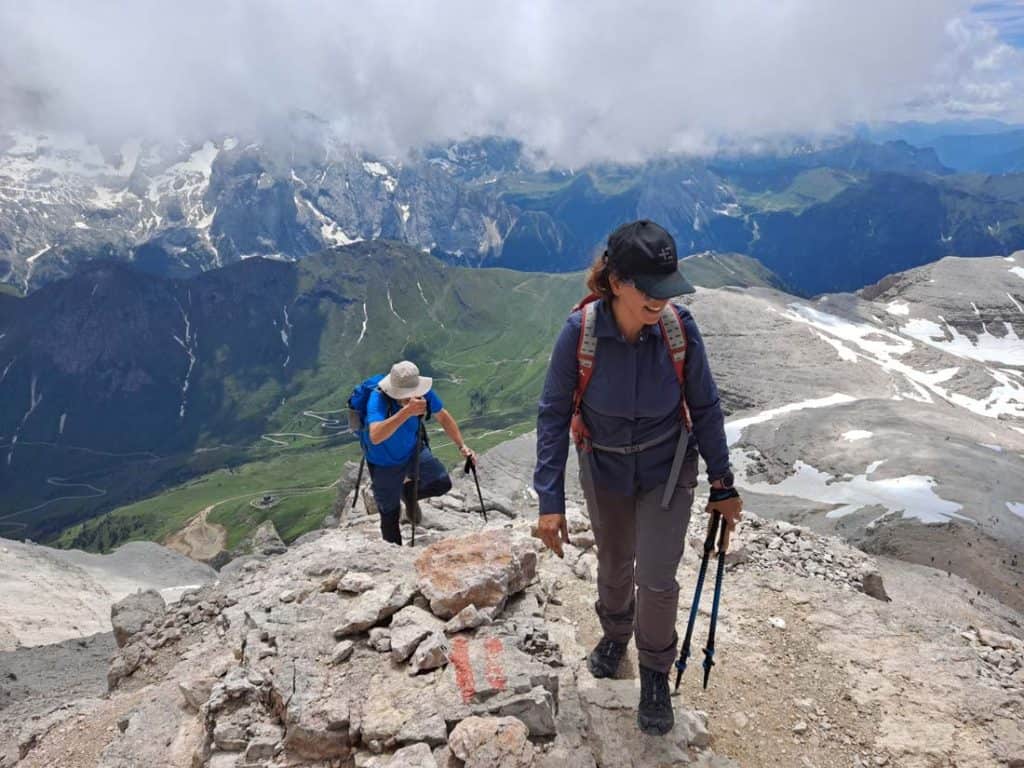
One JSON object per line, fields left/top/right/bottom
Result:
{"left": 0, "top": 0, "right": 1021, "bottom": 165}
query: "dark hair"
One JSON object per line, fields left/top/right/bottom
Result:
{"left": 585, "top": 249, "right": 625, "bottom": 300}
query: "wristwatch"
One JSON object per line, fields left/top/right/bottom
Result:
{"left": 713, "top": 471, "right": 735, "bottom": 489}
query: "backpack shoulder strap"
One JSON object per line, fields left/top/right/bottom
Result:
{"left": 658, "top": 304, "right": 693, "bottom": 432}
{"left": 570, "top": 302, "right": 599, "bottom": 449}
{"left": 575, "top": 301, "right": 599, "bottom": 402}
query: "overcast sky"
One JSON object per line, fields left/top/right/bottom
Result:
{"left": 1, "top": 0, "right": 1022, "bottom": 165}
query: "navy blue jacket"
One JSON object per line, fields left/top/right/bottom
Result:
{"left": 534, "top": 299, "right": 731, "bottom": 515}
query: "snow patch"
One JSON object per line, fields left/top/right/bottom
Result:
{"left": 902, "top": 317, "right": 1024, "bottom": 366}
{"left": 7, "top": 374, "right": 42, "bottom": 466}
{"left": 173, "top": 299, "right": 197, "bottom": 419}
{"left": 386, "top": 286, "right": 406, "bottom": 324}
{"left": 726, "top": 393, "right": 856, "bottom": 447}
{"left": 885, "top": 301, "right": 909, "bottom": 316}
{"left": 357, "top": 303, "right": 368, "bottom": 345}
{"left": 295, "top": 193, "right": 358, "bottom": 246}
{"left": 363, "top": 161, "right": 389, "bottom": 177}
{"left": 813, "top": 330, "right": 859, "bottom": 362}
{"left": 842, "top": 430, "right": 873, "bottom": 441}
{"left": 785, "top": 303, "right": 1024, "bottom": 421}
{"left": 745, "top": 459, "right": 967, "bottom": 525}
{"left": 1011, "top": 267, "right": 1024, "bottom": 281}
{"left": 978, "top": 443, "right": 1003, "bottom": 452}
{"left": 1007, "top": 502, "right": 1024, "bottom": 519}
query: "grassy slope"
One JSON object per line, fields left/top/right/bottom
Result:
{"left": 730, "top": 168, "right": 861, "bottom": 214}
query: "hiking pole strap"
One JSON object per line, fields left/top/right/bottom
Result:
{"left": 661, "top": 428, "right": 690, "bottom": 510}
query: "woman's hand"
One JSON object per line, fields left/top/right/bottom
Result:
{"left": 536, "top": 513, "right": 571, "bottom": 558}
{"left": 705, "top": 488, "right": 743, "bottom": 552}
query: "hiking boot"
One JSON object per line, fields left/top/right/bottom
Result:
{"left": 637, "top": 665, "right": 674, "bottom": 735}
{"left": 588, "top": 636, "right": 628, "bottom": 678}
{"left": 401, "top": 482, "right": 423, "bottom": 525}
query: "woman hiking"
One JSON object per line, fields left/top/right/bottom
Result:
{"left": 533, "top": 219, "right": 742, "bottom": 735}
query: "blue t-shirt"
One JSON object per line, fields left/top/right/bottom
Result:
{"left": 365, "top": 388, "right": 444, "bottom": 467}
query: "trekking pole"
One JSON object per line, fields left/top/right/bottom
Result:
{"left": 463, "top": 456, "right": 487, "bottom": 523}
{"left": 352, "top": 456, "right": 365, "bottom": 509}
{"left": 702, "top": 518, "right": 729, "bottom": 690}
{"left": 675, "top": 510, "right": 721, "bottom": 691}
{"left": 409, "top": 417, "right": 424, "bottom": 547}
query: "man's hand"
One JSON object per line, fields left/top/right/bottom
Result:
{"left": 705, "top": 488, "right": 743, "bottom": 552}
{"left": 459, "top": 444, "right": 477, "bottom": 464}
{"left": 536, "top": 513, "right": 570, "bottom": 558}
{"left": 402, "top": 397, "right": 428, "bottom": 418}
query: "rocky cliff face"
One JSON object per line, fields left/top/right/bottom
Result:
{"left": 4, "top": 130, "right": 1023, "bottom": 297}
{"left": 3, "top": 445, "right": 1021, "bottom": 768}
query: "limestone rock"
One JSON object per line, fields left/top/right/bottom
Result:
{"left": 390, "top": 606, "right": 446, "bottom": 663}
{"left": 861, "top": 570, "right": 891, "bottom": 602}
{"left": 340, "top": 571, "right": 377, "bottom": 594}
{"left": 110, "top": 590, "right": 166, "bottom": 648}
{"left": 408, "top": 632, "right": 449, "bottom": 675}
{"left": 334, "top": 580, "right": 417, "bottom": 637}
{"left": 250, "top": 520, "right": 288, "bottom": 556}
{"left": 415, "top": 531, "right": 537, "bottom": 619}
{"left": 976, "top": 627, "right": 1024, "bottom": 651}
{"left": 178, "top": 675, "right": 216, "bottom": 711}
{"left": 444, "top": 604, "right": 491, "bottom": 634}
{"left": 448, "top": 716, "right": 535, "bottom": 768}
{"left": 578, "top": 678, "right": 710, "bottom": 766}
{"left": 331, "top": 639, "right": 355, "bottom": 665}
{"left": 369, "top": 627, "right": 392, "bottom": 652}
{"left": 387, "top": 742, "right": 438, "bottom": 768}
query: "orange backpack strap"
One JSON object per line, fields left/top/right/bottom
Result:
{"left": 658, "top": 304, "right": 692, "bottom": 432}
{"left": 571, "top": 301, "right": 599, "bottom": 450}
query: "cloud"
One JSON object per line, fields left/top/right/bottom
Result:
{"left": 0, "top": 0, "right": 1019, "bottom": 165}
{"left": 970, "top": 1, "right": 1024, "bottom": 47}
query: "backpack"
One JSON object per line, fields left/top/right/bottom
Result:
{"left": 570, "top": 294, "right": 692, "bottom": 451}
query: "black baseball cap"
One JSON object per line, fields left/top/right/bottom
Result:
{"left": 606, "top": 219, "right": 694, "bottom": 299}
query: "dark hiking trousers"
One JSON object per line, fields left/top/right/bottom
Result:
{"left": 368, "top": 446, "right": 452, "bottom": 545}
{"left": 579, "top": 452, "right": 697, "bottom": 674}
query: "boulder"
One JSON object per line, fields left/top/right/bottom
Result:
{"left": 444, "top": 605, "right": 491, "bottom": 634}
{"left": 860, "top": 570, "right": 891, "bottom": 602}
{"left": 250, "top": 520, "right": 288, "bottom": 556}
{"left": 448, "top": 716, "right": 535, "bottom": 768}
{"left": 415, "top": 531, "right": 537, "bottom": 619}
{"left": 110, "top": 590, "right": 166, "bottom": 648}
{"left": 386, "top": 742, "right": 438, "bottom": 768}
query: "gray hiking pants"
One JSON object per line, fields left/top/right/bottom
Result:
{"left": 579, "top": 452, "right": 697, "bottom": 674}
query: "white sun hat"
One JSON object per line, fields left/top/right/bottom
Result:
{"left": 378, "top": 360, "right": 432, "bottom": 400}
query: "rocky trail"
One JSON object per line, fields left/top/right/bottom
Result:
{"left": 3, "top": 456, "right": 1022, "bottom": 768}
